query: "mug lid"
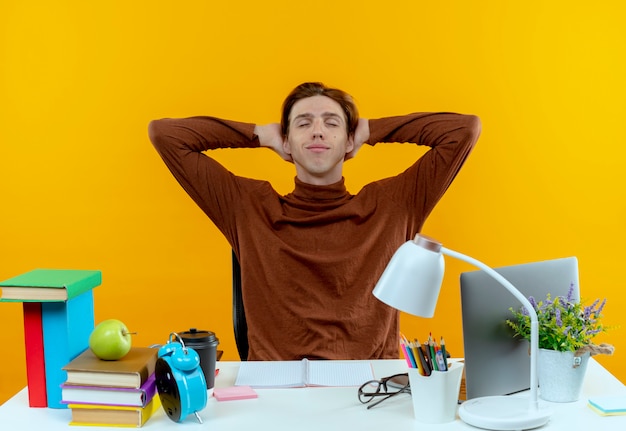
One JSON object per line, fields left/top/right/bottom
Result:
{"left": 179, "top": 328, "right": 219, "bottom": 344}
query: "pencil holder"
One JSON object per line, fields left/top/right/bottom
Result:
{"left": 407, "top": 362, "right": 464, "bottom": 424}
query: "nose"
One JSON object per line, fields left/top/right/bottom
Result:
{"left": 312, "top": 119, "right": 324, "bottom": 139}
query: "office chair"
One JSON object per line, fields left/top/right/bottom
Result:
{"left": 231, "top": 250, "right": 249, "bottom": 361}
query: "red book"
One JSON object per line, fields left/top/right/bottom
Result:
{"left": 22, "top": 302, "right": 47, "bottom": 407}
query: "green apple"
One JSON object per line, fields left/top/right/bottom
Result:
{"left": 89, "top": 319, "right": 133, "bottom": 360}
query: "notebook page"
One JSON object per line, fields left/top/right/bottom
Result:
{"left": 234, "top": 361, "right": 305, "bottom": 388}
{"left": 306, "top": 360, "right": 374, "bottom": 387}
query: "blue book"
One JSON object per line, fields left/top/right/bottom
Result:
{"left": 41, "top": 290, "right": 95, "bottom": 408}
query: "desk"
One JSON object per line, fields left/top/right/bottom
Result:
{"left": 1, "top": 359, "right": 625, "bottom": 430}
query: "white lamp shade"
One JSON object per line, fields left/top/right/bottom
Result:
{"left": 372, "top": 239, "right": 445, "bottom": 317}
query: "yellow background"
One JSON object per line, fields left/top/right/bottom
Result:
{"left": 1, "top": 1, "right": 624, "bottom": 405}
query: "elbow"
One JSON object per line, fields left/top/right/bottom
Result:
{"left": 148, "top": 118, "right": 174, "bottom": 151}
{"left": 458, "top": 114, "right": 482, "bottom": 150}
{"left": 147, "top": 119, "right": 164, "bottom": 145}
{"left": 466, "top": 115, "right": 482, "bottom": 140}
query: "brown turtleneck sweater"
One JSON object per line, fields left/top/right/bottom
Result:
{"left": 148, "top": 112, "right": 481, "bottom": 360}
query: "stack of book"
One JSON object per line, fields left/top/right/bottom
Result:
{"left": 61, "top": 347, "right": 161, "bottom": 427}
{"left": 0, "top": 269, "right": 102, "bottom": 408}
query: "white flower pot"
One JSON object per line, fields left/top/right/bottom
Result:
{"left": 537, "top": 348, "right": 590, "bottom": 402}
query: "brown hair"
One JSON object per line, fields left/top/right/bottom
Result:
{"left": 280, "top": 82, "right": 359, "bottom": 138}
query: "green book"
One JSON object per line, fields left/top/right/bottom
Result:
{"left": 0, "top": 269, "right": 102, "bottom": 302}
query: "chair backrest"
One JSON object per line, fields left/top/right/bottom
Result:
{"left": 231, "top": 250, "right": 249, "bottom": 361}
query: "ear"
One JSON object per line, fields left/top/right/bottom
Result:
{"left": 345, "top": 134, "right": 355, "bottom": 154}
{"left": 282, "top": 137, "right": 292, "bottom": 155}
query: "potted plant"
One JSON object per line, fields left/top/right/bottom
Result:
{"left": 506, "top": 283, "right": 614, "bottom": 402}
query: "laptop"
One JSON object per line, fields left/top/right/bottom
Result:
{"left": 460, "top": 256, "right": 579, "bottom": 399}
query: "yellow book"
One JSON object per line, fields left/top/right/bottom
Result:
{"left": 68, "top": 396, "right": 161, "bottom": 427}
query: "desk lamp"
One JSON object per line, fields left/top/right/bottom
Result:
{"left": 373, "top": 234, "right": 551, "bottom": 431}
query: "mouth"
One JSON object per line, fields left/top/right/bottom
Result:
{"left": 306, "top": 144, "right": 330, "bottom": 153}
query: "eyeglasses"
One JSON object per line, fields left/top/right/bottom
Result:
{"left": 357, "top": 373, "right": 411, "bottom": 409}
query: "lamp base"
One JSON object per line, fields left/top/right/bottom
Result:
{"left": 458, "top": 396, "right": 551, "bottom": 431}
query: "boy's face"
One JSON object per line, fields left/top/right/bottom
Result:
{"left": 283, "top": 95, "right": 354, "bottom": 185}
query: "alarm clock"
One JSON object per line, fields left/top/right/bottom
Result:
{"left": 155, "top": 333, "right": 207, "bottom": 423}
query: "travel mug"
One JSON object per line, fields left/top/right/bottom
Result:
{"left": 178, "top": 328, "right": 219, "bottom": 389}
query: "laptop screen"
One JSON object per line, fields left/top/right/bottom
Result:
{"left": 460, "top": 257, "right": 579, "bottom": 399}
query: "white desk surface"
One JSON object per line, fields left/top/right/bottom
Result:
{"left": 1, "top": 359, "right": 625, "bottom": 431}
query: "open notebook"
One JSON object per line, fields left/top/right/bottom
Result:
{"left": 234, "top": 359, "right": 374, "bottom": 388}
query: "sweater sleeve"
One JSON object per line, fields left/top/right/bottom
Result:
{"left": 148, "top": 116, "right": 258, "bottom": 152}
{"left": 367, "top": 112, "right": 481, "bottom": 233}
{"left": 147, "top": 116, "right": 259, "bottom": 239}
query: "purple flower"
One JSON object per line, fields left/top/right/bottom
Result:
{"left": 584, "top": 300, "right": 599, "bottom": 320}
{"left": 512, "top": 291, "right": 609, "bottom": 352}
{"left": 566, "top": 283, "right": 575, "bottom": 302}
{"left": 596, "top": 298, "right": 606, "bottom": 315}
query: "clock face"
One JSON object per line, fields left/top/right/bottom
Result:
{"left": 155, "top": 358, "right": 182, "bottom": 422}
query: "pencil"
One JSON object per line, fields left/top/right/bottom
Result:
{"left": 399, "top": 340, "right": 413, "bottom": 368}
{"left": 409, "top": 341, "right": 425, "bottom": 375}
{"left": 414, "top": 338, "right": 431, "bottom": 376}
{"left": 399, "top": 335, "right": 417, "bottom": 368}
{"left": 428, "top": 334, "right": 438, "bottom": 371}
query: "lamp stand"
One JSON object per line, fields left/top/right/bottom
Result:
{"left": 443, "top": 247, "right": 551, "bottom": 430}
{"left": 459, "top": 396, "right": 551, "bottom": 431}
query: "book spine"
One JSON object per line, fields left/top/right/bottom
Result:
{"left": 141, "top": 373, "right": 157, "bottom": 406}
{"left": 22, "top": 302, "right": 47, "bottom": 407}
{"left": 68, "top": 397, "right": 161, "bottom": 427}
{"left": 61, "top": 373, "right": 157, "bottom": 407}
{"left": 41, "top": 290, "right": 95, "bottom": 408}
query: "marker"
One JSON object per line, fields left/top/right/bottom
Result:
{"left": 440, "top": 337, "right": 449, "bottom": 371}
{"left": 435, "top": 344, "right": 447, "bottom": 371}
